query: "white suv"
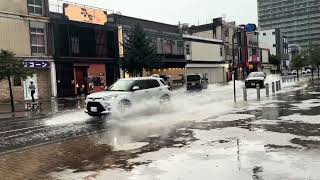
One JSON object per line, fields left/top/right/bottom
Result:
{"left": 85, "top": 77, "right": 171, "bottom": 116}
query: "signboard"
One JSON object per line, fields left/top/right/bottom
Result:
{"left": 64, "top": 4, "right": 107, "bottom": 25}
{"left": 118, "top": 26, "right": 124, "bottom": 58}
{"left": 246, "top": 24, "right": 257, "bottom": 32}
{"left": 24, "top": 61, "right": 50, "bottom": 68}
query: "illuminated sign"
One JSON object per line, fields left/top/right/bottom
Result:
{"left": 64, "top": 4, "right": 107, "bottom": 25}
{"left": 118, "top": 26, "right": 124, "bottom": 58}
{"left": 24, "top": 61, "right": 50, "bottom": 68}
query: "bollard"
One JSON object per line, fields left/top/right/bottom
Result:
{"left": 276, "top": 81, "right": 279, "bottom": 91}
{"left": 279, "top": 80, "right": 282, "bottom": 90}
{"left": 272, "top": 82, "right": 275, "bottom": 93}
{"left": 293, "top": 77, "right": 296, "bottom": 82}
{"left": 51, "top": 97, "right": 58, "bottom": 113}
{"left": 265, "top": 83, "right": 270, "bottom": 97}
{"left": 80, "top": 94, "right": 86, "bottom": 109}
{"left": 282, "top": 78, "right": 285, "bottom": 84}
{"left": 256, "top": 84, "right": 261, "bottom": 100}
{"left": 243, "top": 86, "right": 247, "bottom": 101}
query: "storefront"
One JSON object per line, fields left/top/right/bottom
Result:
{"left": 0, "top": 59, "right": 53, "bottom": 102}
{"left": 23, "top": 58, "right": 53, "bottom": 101}
{"left": 55, "top": 61, "right": 118, "bottom": 97}
{"left": 73, "top": 63, "right": 107, "bottom": 95}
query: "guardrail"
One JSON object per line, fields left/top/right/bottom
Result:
{"left": 241, "top": 74, "right": 307, "bottom": 102}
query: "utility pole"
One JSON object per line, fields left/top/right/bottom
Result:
{"left": 232, "top": 28, "right": 244, "bottom": 103}
{"left": 307, "top": 0, "right": 313, "bottom": 80}
{"left": 232, "top": 32, "right": 237, "bottom": 103}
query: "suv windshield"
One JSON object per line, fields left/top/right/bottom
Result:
{"left": 108, "top": 80, "right": 135, "bottom": 91}
{"left": 187, "top": 75, "right": 201, "bottom": 81}
{"left": 248, "top": 72, "right": 265, "bottom": 78}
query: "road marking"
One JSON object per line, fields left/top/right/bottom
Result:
{"left": 0, "top": 125, "right": 45, "bottom": 135}
{"left": 3, "top": 127, "right": 46, "bottom": 139}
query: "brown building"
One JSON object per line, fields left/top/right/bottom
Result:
{"left": 49, "top": 4, "right": 119, "bottom": 97}
{"left": 0, "top": 0, "right": 56, "bottom": 102}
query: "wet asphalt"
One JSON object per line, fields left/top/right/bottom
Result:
{"left": 0, "top": 80, "right": 320, "bottom": 179}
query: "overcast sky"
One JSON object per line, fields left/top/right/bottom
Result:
{"left": 50, "top": 0, "right": 257, "bottom": 25}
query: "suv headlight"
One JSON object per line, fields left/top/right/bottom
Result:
{"left": 103, "top": 95, "right": 118, "bottom": 101}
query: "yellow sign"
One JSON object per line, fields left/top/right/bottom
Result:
{"left": 64, "top": 4, "right": 107, "bottom": 25}
{"left": 118, "top": 26, "right": 124, "bottom": 58}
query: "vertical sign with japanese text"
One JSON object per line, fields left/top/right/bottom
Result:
{"left": 118, "top": 26, "right": 124, "bottom": 58}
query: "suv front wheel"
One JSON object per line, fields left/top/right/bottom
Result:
{"left": 160, "top": 94, "right": 170, "bottom": 103}
{"left": 118, "top": 99, "right": 131, "bottom": 112}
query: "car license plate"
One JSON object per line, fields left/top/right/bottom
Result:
{"left": 90, "top": 107, "right": 97, "bottom": 112}
{"left": 251, "top": 83, "right": 255, "bottom": 86}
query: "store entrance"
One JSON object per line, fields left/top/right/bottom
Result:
{"left": 74, "top": 66, "right": 88, "bottom": 95}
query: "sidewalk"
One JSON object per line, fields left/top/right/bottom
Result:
{"left": 0, "top": 97, "right": 85, "bottom": 120}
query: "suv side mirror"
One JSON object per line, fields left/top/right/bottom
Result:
{"left": 132, "top": 86, "right": 140, "bottom": 91}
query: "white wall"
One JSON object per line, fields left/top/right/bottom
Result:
{"left": 261, "top": 49, "right": 269, "bottom": 63}
{"left": 191, "top": 42, "right": 222, "bottom": 62}
{"left": 192, "top": 31, "right": 213, "bottom": 39}
{"left": 187, "top": 67, "right": 225, "bottom": 83}
{"left": 259, "top": 29, "right": 276, "bottom": 55}
{"left": 0, "top": 16, "right": 31, "bottom": 57}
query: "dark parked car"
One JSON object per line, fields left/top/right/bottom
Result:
{"left": 186, "top": 74, "right": 208, "bottom": 91}
{"left": 245, "top": 72, "right": 266, "bottom": 88}
{"left": 160, "top": 75, "right": 171, "bottom": 86}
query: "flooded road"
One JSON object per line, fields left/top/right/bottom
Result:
{"left": 0, "top": 75, "right": 285, "bottom": 153}
{"left": 1, "top": 77, "right": 320, "bottom": 179}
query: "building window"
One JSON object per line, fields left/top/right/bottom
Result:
{"left": 263, "top": 33, "right": 267, "bottom": 36}
{"left": 71, "top": 37, "right": 80, "bottom": 54}
{"left": 273, "top": 44, "right": 276, "bottom": 47}
{"left": 30, "top": 27, "right": 45, "bottom": 54}
{"left": 27, "top": 0, "right": 43, "bottom": 15}
{"left": 177, "top": 41, "right": 184, "bottom": 55}
{"left": 13, "top": 77, "right": 22, "bottom": 86}
{"left": 272, "top": 31, "right": 275, "bottom": 35}
{"left": 224, "top": 30, "right": 229, "bottom": 38}
{"left": 163, "top": 40, "right": 172, "bottom": 54}
{"left": 220, "top": 47, "right": 223, "bottom": 57}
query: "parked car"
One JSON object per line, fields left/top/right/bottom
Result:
{"left": 289, "top": 70, "right": 297, "bottom": 75}
{"left": 186, "top": 74, "right": 209, "bottom": 91}
{"left": 85, "top": 77, "right": 171, "bottom": 116}
{"left": 245, "top": 72, "right": 266, "bottom": 88}
{"left": 159, "top": 75, "right": 172, "bottom": 87}
{"left": 302, "top": 69, "right": 312, "bottom": 74}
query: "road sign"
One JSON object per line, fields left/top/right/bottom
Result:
{"left": 246, "top": 24, "right": 257, "bottom": 32}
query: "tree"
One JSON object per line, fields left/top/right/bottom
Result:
{"left": 269, "top": 54, "right": 281, "bottom": 66}
{"left": 120, "top": 23, "right": 160, "bottom": 77}
{"left": 291, "top": 53, "right": 307, "bottom": 80}
{"left": 307, "top": 44, "right": 320, "bottom": 79}
{"left": 0, "top": 50, "right": 33, "bottom": 112}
